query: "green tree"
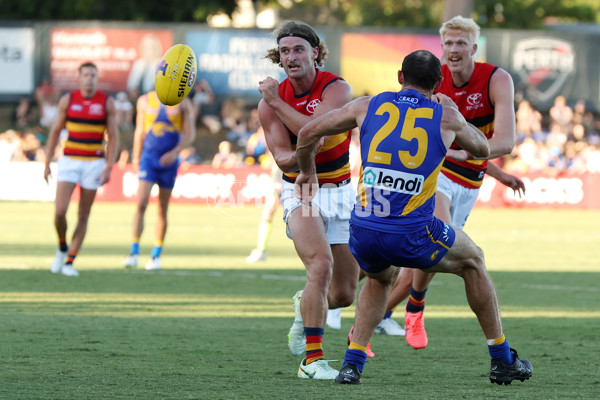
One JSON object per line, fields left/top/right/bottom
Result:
{"left": 472, "top": 0, "right": 597, "bottom": 28}
{"left": 0, "top": 0, "right": 236, "bottom": 22}
{"left": 1, "top": 0, "right": 598, "bottom": 27}
{"left": 270, "top": 0, "right": 599, "bottom": 28}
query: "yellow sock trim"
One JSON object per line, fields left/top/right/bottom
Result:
{"left": 153, "top": 239, "right": 163, "bottom": 247}
{"left": 306, "top": 354, "right": 324, "bottom": 364}
{"left": 348, "top": 342, "right": 367, "bottom": 352}
{"left": 487, "top": 335, "right": 506, "bottom": 346}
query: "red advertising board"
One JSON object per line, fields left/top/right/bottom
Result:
{"left": 475, "top": 172, "right": 600, "bottom": 209}
{"left": 50, "top": 28, "right": 173, "bottom": 93}
{"left": 95, "top": 165, "right": 599, "bottom": 209}
{"left": 1, "top": 163, "right": 598, "bottom": 209}
{"left": 94, "top": 165, "right": 275, "bottom": 208}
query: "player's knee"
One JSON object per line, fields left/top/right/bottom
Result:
{"left": 334, "top": 293, "right": 354, "bottom": 308}
{"left": 306, "top": 257, "right": 334, "bottom": 288}
{"left": 465, "top": 245, "right": 485, "bottom": 271}
{"left": 331, "top": 285, "right": 356, "bottom": 307}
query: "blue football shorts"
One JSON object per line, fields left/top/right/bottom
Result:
{"left": 139, "top": 154, "right": 179, "bottom": 189}
{"left": 349, "top": 217, "right": 456, "bottom": 274}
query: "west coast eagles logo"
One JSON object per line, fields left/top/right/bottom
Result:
{"left": 306, "top": 99, "right": 321, "bottom": 114}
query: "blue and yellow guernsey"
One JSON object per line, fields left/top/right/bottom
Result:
{"left": 140, "top": 91, "right": 184, "bottom": 158}
{"left": 352, "top": 89, "right": 446, "bottom": 233}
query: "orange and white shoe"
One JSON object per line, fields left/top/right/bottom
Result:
{"left": 405, "top": 311, "right": 428, "bottom": 349}
{"left": 348, "top": 326, "right": 375, "bottom": 358}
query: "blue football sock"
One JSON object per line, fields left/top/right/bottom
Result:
{"left": 344, "top": 347, "right": 368, "bottom": 372}
{"left": 150, "top": 245, "right": 162, "bottom": 259}
{"left": 488, "top": 338, "right": 514, "bottom": 365}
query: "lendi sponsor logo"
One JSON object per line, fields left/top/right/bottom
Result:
{"left": 363, "top": 167, "right": 424, "bottom": 195}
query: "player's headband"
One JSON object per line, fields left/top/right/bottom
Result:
{"left": 276, "top": 32, "right": 318, "bottom": 48}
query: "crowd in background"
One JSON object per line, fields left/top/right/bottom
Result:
{"left": 2, "top": 77, "right": 600, "bottom": 176}
{"left": 500, "top": 96, "right": 600, "bottom": 175}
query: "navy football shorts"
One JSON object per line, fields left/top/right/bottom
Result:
{"left": 139, "top": 154, "right": 178, "bottom": 189}
{"left": 349, "top": 217, "right": 456, "bottom": 274}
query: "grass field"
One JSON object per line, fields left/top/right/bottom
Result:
{"left": 1, "top": 201, "right": 599, "bottom": 399}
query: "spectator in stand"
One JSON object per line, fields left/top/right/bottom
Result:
{"left": 9, "top": 134, "right": 28, "bottom": 162}
{"left": 572, "top": 100, "right": 585, "bottom": 125}
{"left": 192, "top": 79, "right": 222, "bottom": 134}
{"left": 212, "top": 140, "right": 238, "bottom": 169}
{"left": 114, "top": 91, "right": 135, "bottom": 132}
{"left": 247, "top": 107, "right": 261, "bottom": 134}
{"left": 546, "top": 124, "right": 568, "bottom": 157}
{"left": 572, "top": 100, "right": 599, "bottom": 143}
{"left": 21, "top": 131, "right": 43, "bottom": 161}
{"left": 546, "top": 146, "right": 568, "bottom": 174}
{"left": 13, "top": 97, "right": 32, "bottom": 128}
{"left": 222, "top": 98, "right": 251, "bottom": 145}
{"left": 34, "top": 79, "right": 54, "bottom": 107}
{"left": 179, "top": 146, "right": 200, "bottom": 170}
{"left": 515, "top": 99, "right": 544, "bottom": 143}
{"left": 585, "top": 145, "right": 600, "bottom": 172}
{"left": 564, "top": 140, "right": 587, "bottom": 173}
{"left": 0, "top": 130, "right": 21, "bottom": 161}
{"left": 39, "top": 90, "right": 61, "bottom": 132}
{"left": 127, "top": 33, "right": 164, "bottom": 100}
{"left": 549, "top": 95, "right": 573, "bottom": 135}
{"left": 192, "top": 80, "right": 213, "bottom": 117}
{"left": 245, "top": 126, "right": 268, "bottom": 165}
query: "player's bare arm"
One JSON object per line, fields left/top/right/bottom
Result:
{"left": 131, "top": 95, "right": 147, "bottom": 174}
{"left": 43, "top": 93, "right": 70, "bottom": 183}
{"left": 295, "top": 97, "right": 369, "bottom": 199}
{"left": 259, "top": 78, "right": 353, "bottom": 135}
{"left": 486, "top": 162, "right": 526, "bottom": 197}
{"left": 101, "top": 96, "right": 120, "bottom": 185}
{"left": 258, "top": 99, "right": 297, "bottom": 173}
{"left": 160, "top": 98, "right": 196, "bottom": 167}
{"left": 484, "top": 68, "right": 515, "bottom": 159}
{"left": 441, "top": 106, "right": 490, "bottom": 159}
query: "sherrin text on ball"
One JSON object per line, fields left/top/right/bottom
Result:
{"left": 155, "top": 44, "right": 197, "bottom": 106}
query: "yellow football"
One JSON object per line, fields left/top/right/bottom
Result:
{"left": 155, "top": 44, "right": 197, "bottom": 106}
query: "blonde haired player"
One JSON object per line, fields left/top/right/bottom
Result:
{"left": 390, "top": 15, "right": 526, "bottom": 351}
